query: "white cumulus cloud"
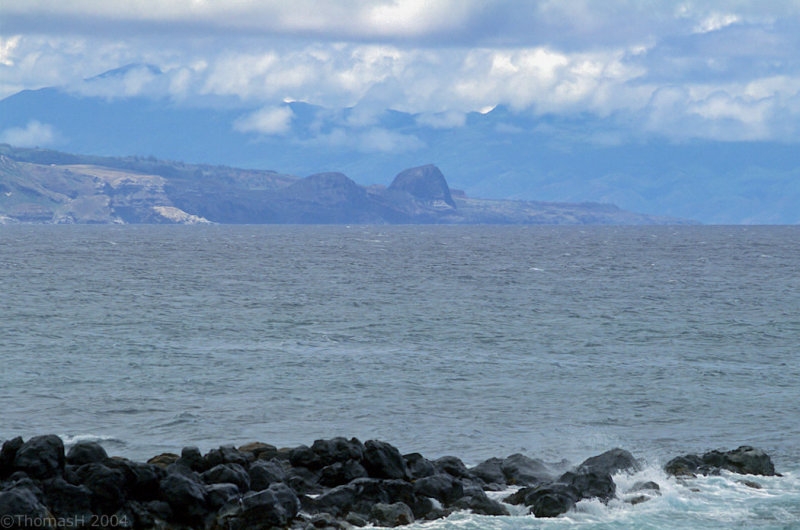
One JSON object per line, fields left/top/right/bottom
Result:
{"left": 0, "top": 120, "right": 58, "bottom": 147}
{"left": 233, "top": 106, "right": 294, "bottom": 135}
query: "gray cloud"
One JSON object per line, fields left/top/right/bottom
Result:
{"left": 3, "top": 1, "right": 800, "bottom": 142}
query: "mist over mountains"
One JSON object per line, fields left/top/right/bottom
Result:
{"left": 1, "top": 64, "right": 798, "bottom": 224}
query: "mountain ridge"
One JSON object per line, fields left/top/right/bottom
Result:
{"left": 0, "top": 144, "right": 694, "bottom": 225}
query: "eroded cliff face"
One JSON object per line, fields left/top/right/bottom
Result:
{"left": 0, "top": 156, "right": 210, "bottom": 224}
{"left": 0, "top": 147, "right": 696, "bottom": 225}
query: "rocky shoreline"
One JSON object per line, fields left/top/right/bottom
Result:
{"left": 0, "top": 435, "right": 779, "bottom": 529}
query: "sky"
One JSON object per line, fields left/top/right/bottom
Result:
{"left": 2, "top": 0, "right": 800, "bottom": 145}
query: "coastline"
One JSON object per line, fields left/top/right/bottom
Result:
{"left": 0, "top": 435, "right": 779, "bottom": 529}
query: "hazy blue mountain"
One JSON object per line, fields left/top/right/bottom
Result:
{"left": 1, "top": 66, "right": 798, "bottom": 224}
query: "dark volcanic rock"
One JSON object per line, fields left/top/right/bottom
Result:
{"left": 469, "top": 457, "right": 505, "bottom": 485}
{"left": 452, "top": 490, "right": 509, "bottom": 516}
{"left": 501, "top": 453, "right": 553, "bottom": 486}
{"left": 238, "top": 441, "right": 278, "bottom": 461}
{"left": 204, "top": 444, "right": 250, "bottom": 468}
{"left": 202, "top": 463, "right": 250, "bottom": 492}
{"left": 628, "top": 480, "right": 660, "bottom": 494}
{"left": 559, "top": 470, "right": 616, "bottom": 503}
{"left": 236, "top": 483, "right": 299, "bottom": 528}
{"left": 177, "top": 446, "right": 205, "bottom": 472}
{"left": 404, "top": 453, "right": 436, "bottom": 479}
{"left": 74, "top": 462, "right": 128, "bottom": 513}
{"left": 389, "top": 164, "right": 456, "bottom": 208}
{"left": 66, "top": 441, "right": 108, "bottom": 466}
{"left": 433, "top": 456, "right": 471, "bottom": 479}
{"left": 147, "top": 453, "right": 179, "bottom": 468}
{"left": 311, "top": 478, "right": 416, "bottom": 518}
{"left": 104, "top": 458, "right": 164, "bottom": 501}
{"left": 311, "top": 437, "right": 365, "bottom": 467}
{"left": 0, "top": 437, "right": 24, "bottom": 478}
{"left": 412, "top": 473, "right": 464, "bottom": 505}
{"left": 577, "top": 448, "right": 639, "bottom": 476}
{"left": 13, "top": 435, "right": 65, "bottom": 479}
{"left": 665, "top": 446, "right": 777, "bottom": 477}
{"left": 505, "top": 467, "right": 616, "bottom": 518}
{"left": 41, "top": 477, "right": 93, "bottom": 518}
{"left": 364, "top": 440, "right": 410, "bottom": 480}
{"left": 159, "top": 472, "right": 207, "bottom": 524}
{"left": 370, "top": 502, "right": 415, "bottom": 527}
{"left": 285, "top": 465, "right": 322, "bottom": 495}
{"left": 319, "top": 459, "right": 368, "bottom": 487}
{"left": 0, "top": 487, "right": 49, "bottom": 520}
{"left": 205, "top": 482, "right": 240, "bottom": 510}
{"left": 248, "top": 459, "right": 287, "bottom": 491}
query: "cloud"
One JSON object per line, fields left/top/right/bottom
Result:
{"left": 233, "top": 106, "right": 294, "bottom": 135}
{"left": 416, "top": 111, "right": 466, "bottom": 129}
{"left": 4, "top": 1, "right": 800, "bottom": 143}
{"left": 0, "top": 35, "right": 21, "bottom": 66}
{"left": 309, "top": 127, "right": 424, "bottom": 153}
{"left": 0, "top": 120, "right": 58, "bottom": 147}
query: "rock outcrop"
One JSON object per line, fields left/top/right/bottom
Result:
{"left": 388, "top": 164, "right": 456, "bottom": 208}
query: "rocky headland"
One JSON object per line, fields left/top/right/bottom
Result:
{"left": 0, "top": 435, "right": 778, "bottom": 529}
{"left": 0, "top": 144, "right": 696, "bottom": 225}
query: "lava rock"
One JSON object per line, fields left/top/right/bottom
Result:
{"left": 452, "top": 490, "right": 509, "bottom": 516}
{"left": 104, "top": 459, "right": 164, "bottom": 501}
{"left": 12, "top": 435, "right": 65, "bottom": 479}
{"left": 507, "top": 484, "right": 579, "bottom": 518}
{"left": 319, "top": 459, "right": 368, "bottom": 487}
{"left": 363, "top": 440, "right": 409, "bottom": 480}
{"left": 501, "top": 453, "right": 553, "bottom": 486}
{"left": 66, "top": 441, "right": 108, "bottom": 466}
{"left": 559, "top": 470, "right": 616, "bottom": 502}
{"left": 0, "top": 437, "right": 24, "bottom": 478}
{"left": 434, "top": 456, "right": 471, "bottom": 479}
{"left": 202, "top": 463, "right": 250, "bottom": 492}
{"left": 577, "top": 448, "right": 639, "bottom": 476}
{"left": 370, "top": 502, "right": 415, "bottom": 527}
{"left": 285, "top": 466, "right": 322, "bottom": 495}
{"left": 205, "top": 482, "right": 240, "bottom": 510}
{"left": 159, "top": 472, "right": 207, "bottom": 524}
{"left": 41, "top": 477, "right": 93, "bottom": 518}
{"left": 404, "top": 453, "right": 436, "bottom": 479}
{"left": 204, "top": 445, "right": 249, "bottom": 468}
{"left": 311, "top": 437, "right": 365, "bottom": 467}
{"left": 236, "top": 483, "right": 299, "bottom": 528}
{"left": 665, "top": 446, "right": 777, "bottom": 477}
{"left": 290, "top": 444, "right": 322, "bottom": 469}
{"left": 469, "top": 457, "right": 505, "bottom": 485}
{"left": 0, "top": 487, "right": 49, "bottom": 521}
{"left": 176, "top": 446, "right": 205, "bottom": 472}
{"left": 74, "top": 462, "right": 128, "bottom": 514}
{"left": 147, "top": 453, "right": 179, "bottom": 468}
{"left": 239, "top": 441, "right": 278, "bottom": 461}
{"left": 412, "top": 473, "right": 464, "bottom": 505}
{"left": 248, "top": 459, "right": 287, "bottom": 491}
{"left": 628, "top": 480, "right": 661, "bottom": 493}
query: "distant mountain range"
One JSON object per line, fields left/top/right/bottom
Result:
{"left": 0, "top": 145, "right": 692, "bottom": 225}
{"left": 1, "top": 64, "right": 797, "bottom": 224}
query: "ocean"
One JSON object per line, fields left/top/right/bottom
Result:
{"left": 1, "top": 224, "right": 798, "bottom": 527}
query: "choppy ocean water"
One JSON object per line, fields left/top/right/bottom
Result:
{"left": 1, "top": 224, "right": 799, "bottom": 527}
